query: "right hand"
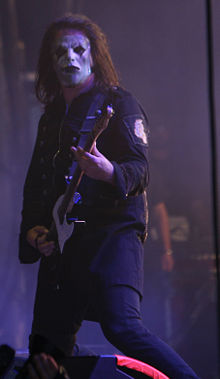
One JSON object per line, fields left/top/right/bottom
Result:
{"left": 26, "top": 225, "right": 55, "bottom": 257}
{"left": 71, "top": 143, "right": 115, "bottom": 184}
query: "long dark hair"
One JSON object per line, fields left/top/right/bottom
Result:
{"left": 35, "top": 14, "right": 119, "bottom": 105}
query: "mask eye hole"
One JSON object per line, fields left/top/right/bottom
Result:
{"left": 74, "top": 45, "right": 85, "bottom": 55}
{"left": 54, "top": 46, "right": 66, "bottom": 59}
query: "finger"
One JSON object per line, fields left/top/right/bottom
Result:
{"left": 27, "top": 363, "right": 40, "bottom": 379}
{"left": 73, "top": 146, "right": 97, "bottom": 164}
{"left": 77, "top": 146, "right": 85, "bottom": 153}
{"left": 91, "top": 142, "right": 102, "bottom": 157}
{"left": 71, "top": 146, "right": 86, "bottom": 162}
{"left": 34, "top": 226, "right": 49, "bottom": 234}
{"left": 74, "top": 146, "right": 85, "bottom": 156}
{"left": 37, "top": 234, "right": 48, "bottom": 244}
{"left": 37, "top": 354, "right": 58, "bottom": 377}
{"left": 39, "top": 243, "right": 55, "bottom": 252}
{"left": 38, "top": 242, "right": 55, "bottom": 255}
{"left": 46, "top": 355, "right": 59, "bottom": 375}
{"left": 71, "top": 146, "right": 77, "bottom": 154}
{"left": 32, "top": 355, "right": 48, "bottom": 379}
{"left": 38, "top": 232, "right": 56, "bottom": 245}
{"left": 71, "top": 146, "right": 80, "bottom": 159}
{"left": 40, "top": 241, "right": 55, "bottom": 249}
{"left": 79, "top": 151, "right": 91, "bottom": 163}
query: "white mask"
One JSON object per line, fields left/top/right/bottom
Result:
{"left": 52, "top": 30, "right": 93, "bottom": 87}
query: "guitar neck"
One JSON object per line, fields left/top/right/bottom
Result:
{"left": 55, "top": 106, "right": 114, "bottom": 226}
{"left": 58, "top": 133, "right": 95, "bottom": 222}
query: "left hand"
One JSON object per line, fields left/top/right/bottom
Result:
{"left": 71, "top": 143, "right": 115, "bottom": 184}
{"left": 26, "top": 226, "right": 55, "bottom": 256}
{"left": 27, "top": 353, "right": 59, "bottom": 379}
{"left": 161, "top": 253, "right": 174, "bottom": 272}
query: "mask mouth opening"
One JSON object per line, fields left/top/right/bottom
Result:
{"left": 62, "top": 66, "right": 80, "bottom": 73}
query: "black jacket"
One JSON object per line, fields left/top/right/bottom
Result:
{"left": 19, "top": 86, "right": 149, "bottom": 296}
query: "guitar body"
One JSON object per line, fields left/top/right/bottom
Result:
{"left": 52, "top": 194, "right": 75, "bottom": 253}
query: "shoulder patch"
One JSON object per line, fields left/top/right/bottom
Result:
{"left": 134, "top": 119, "right": 148, "bottom": 144}
{"left": 123, "top": 114, "right": 149, "bottom": 146}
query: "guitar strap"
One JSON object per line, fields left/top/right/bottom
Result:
{"left": 79, "top": 91, "right": 108, "bottom": 137}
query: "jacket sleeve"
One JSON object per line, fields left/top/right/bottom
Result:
{"left": 104, "top": 89, "right": 149, "bottom": 199}
{"left": 19, "top": 115, "right": 48, "bottom": 263}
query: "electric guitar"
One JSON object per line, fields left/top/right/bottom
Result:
{"left": 47, "top": 105, "right": 114, "bottom": 254}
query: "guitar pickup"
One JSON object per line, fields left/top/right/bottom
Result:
{"left": 66, "top": 216, "right": 86, "bottom": 225}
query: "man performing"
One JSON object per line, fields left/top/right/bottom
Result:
{"left": 19, "top": 14, "right": 199, "bottom": 378}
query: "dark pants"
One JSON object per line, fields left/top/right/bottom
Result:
{"left": 30, "top": 281, "right": 200, "bottom": 379}
{"left": 98, "top": 285, "right": 200, "bottom": 379}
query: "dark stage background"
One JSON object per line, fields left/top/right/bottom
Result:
{"left": 0, "top": 1, "right": 220, "bottom": 378}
